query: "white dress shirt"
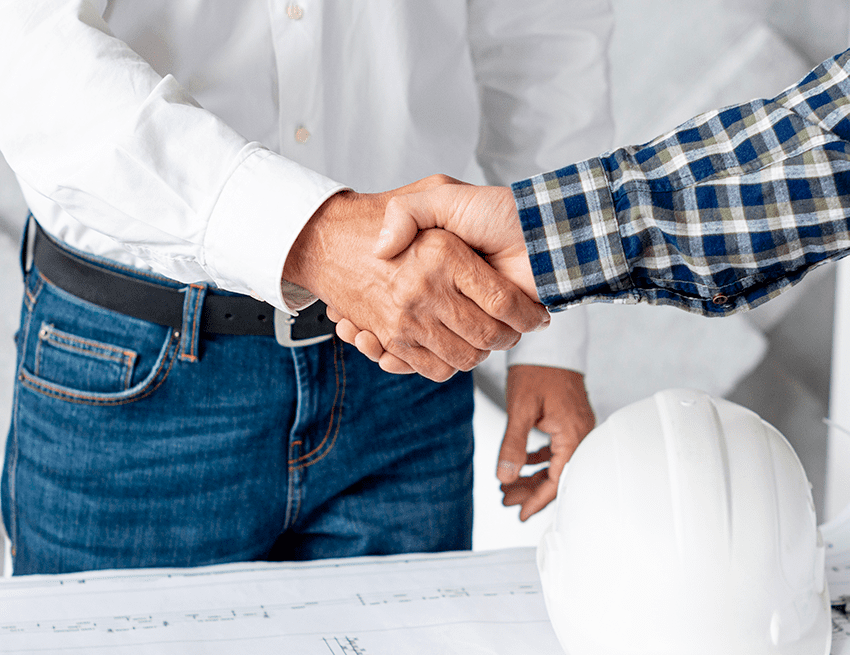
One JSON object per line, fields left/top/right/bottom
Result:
{"left": 0, "top": 0, "right": 614, "bottom": 371}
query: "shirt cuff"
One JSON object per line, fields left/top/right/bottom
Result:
{"left": 511, "top": 158, "right": 635, "bottom": 311}
{"left": 203, "top": 145, "right": 348, "bottom": 313}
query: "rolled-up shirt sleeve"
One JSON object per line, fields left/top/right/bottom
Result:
{"left": 0, "top": 0, "right": 343, "bottom": 312}
{"left": 514, "top": 48, "right": 850, "bottom": 317}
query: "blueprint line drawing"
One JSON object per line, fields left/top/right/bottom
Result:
{"left": 0, "top": 548, "right": 561, "bottom": 655}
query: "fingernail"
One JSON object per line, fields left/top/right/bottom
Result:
{"left": 534, "top": 316, "right": 551, "bottom": 332}
{"left": 498, "top": 460, "right": 518, "bottom": 471}
{"left": 374, "top": 228, "right": 390, "bottom": 253}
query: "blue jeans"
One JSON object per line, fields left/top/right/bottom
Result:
{"left": 1, "top": 231, "right": 474, "bottom": 575}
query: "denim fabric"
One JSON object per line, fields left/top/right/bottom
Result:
{"left": 1, "top": 235, "right": 473, "bottom": 575}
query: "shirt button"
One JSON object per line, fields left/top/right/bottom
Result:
{"left": 295, "top": 126, "right": 311, "bottom": 143}
{"left": 287, "top": 4, "right": 304, "bottom": 20}
{"left": 711, "top": 293, "right": 729, "bottom": 305}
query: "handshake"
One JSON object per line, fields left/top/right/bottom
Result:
{"left": 284, "top": 174, "right": 548, "bottom": 383}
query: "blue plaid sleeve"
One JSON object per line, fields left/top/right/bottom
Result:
{"left": 513, "top": 48, "right": 850, "bottom": 316}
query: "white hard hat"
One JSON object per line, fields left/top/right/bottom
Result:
{"left": 537, "top": 388, "right": 830, "bottom": 655}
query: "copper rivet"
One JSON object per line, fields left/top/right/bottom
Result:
{"left": 712, "top": 293, "right": 729, "bottom": 305}
{"left": 295, "top": 127, "right": 311, "bottom": 143}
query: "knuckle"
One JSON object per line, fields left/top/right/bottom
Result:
{"left": 483, "top": 285, "right": 518, "bottom": 318}
{"left": 454, "top": 347, "right": 487, "bottom": 372}
{"left": 413, "top": 229, "right": 453, "bottom": 258}
{"left": 426, "top": 173, "right": 455, "bottom": 187}
{"left": 382, "top": 331, "right": 412, "bottom": 355}
{"left": 390, "top": 271, "right": 430, "bottom": 306}
{"left": 412, "top": 351, "right": 456, "bottom": 383}
{"left": 474, "top": 320, "right": 518, "bottom": 350}
{"left": 385, "top": 195, "right": 404, "bottom": 215}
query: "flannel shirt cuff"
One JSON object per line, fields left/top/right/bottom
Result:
{"left": 512, "top": 159, "right": 636, "bottom": 311}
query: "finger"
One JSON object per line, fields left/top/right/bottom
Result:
{"left": 381, "top": 342, "right": 459, "bottom": 382}
{"left": 383, "top": 326, "right": 485, "bottom": 381}
{"left": 334, "top": 318, "right": 360, "bottom": 346}
{"left": 399, "top": 231, "right": 528, "bottom": 353}
{"left": 501, "top": 448, "right": 564, "bottom": 521}
{"left": 326, "top": 305, "right": 343, "bottom": 323}
{"left": 373, "top": 178, "right": 471, "bottom": 259}
{"left": 519, "top": 476, "right": 559, "bottom": 522}
{"left": 377, "top": 351, "right": 416, "bottom": 375}
{"left": 452, "top": 248, "right": 550, "bottom": 336}
{"left": 500, "top": 469, "right": 548, "bottom": 507}
{"left": 338, "top": 323, "right": 415, "bottom": 374}
{"left": 524, "top": 445, "right": 553, "bottom": 466}
{"left": 353, "top": 330, "right": 386, "bottom": 363}
{"left": 375, "top": 194, "right": 429, "bottom": 259}
{"left": 497, "top": 406, "right": 538, "bottom": 485}
{"left": 438, "top": 287, "right": 523, "bottom": 353}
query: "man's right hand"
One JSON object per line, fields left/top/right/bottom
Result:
{"left": 376, "top": 181, "right": 535, "bottom": 299}
{"left": 282, "top": 176, "right": 549, "bottom": 382}
{"left": 328, "top": 179, "right": 541, "bottom": 375}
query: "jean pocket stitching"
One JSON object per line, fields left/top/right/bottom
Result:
{"left": 23, "top": 274, "right": 44, "bottom": 311}
{"left": 19, "top": 329, "right": 180, "bottom": 406}
{"left": 289, "top": 338, "right": 346, "bottom": 471}
{"left": 34, "top": 323, "right": 139, "bottom": 387}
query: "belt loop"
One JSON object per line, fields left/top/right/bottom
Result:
{"left": 179, "top": 283, "right": 208, "bottom": 363}
{"left": 20, "top": 214, "right": 35, "bottom": 274}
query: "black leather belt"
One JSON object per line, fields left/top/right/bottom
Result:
{"left": 31, "top": 222, "right": 334, "bottom": 343}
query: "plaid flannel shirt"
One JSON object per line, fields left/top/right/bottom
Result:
{"left": 513, "top": 49, "right": 850, "bottom": 317}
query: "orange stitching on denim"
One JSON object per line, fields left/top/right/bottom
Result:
{"left": 24, "top": 275, "right": 44, "bottom": 310}
{"left": 123, "top": 350, "right": 138, "bottom": 390}
{"left": 179, "top": 285, "right": 204, "bottom": 362}
{"left": 40, "top": 326, "right": 137, "bottom": 364}
{"left": 36, "top": 324, "right": 138, "bottom": 388}
{"left": 18, "top": 331, "right": 179, "bottom": 406}
{"left": 289, "top": 339, "right": 340, "bottom": 465}
{"left": 290, "top": 339, "right": 346, "bottom": 471}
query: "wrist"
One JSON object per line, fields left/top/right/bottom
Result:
{"left": 283, "top": 190, "right": 356, "bottom": 294}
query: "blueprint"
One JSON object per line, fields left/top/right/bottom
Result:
{"left": 0, "top": 548, "right": 560, "bottom": 654}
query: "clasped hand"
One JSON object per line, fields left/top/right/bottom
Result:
{"left": 282, "top": 175, "right": 549, "bottom": 383}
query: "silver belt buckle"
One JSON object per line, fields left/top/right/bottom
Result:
{"left": 274, "top": 307, "right": 334, "bottom": 348}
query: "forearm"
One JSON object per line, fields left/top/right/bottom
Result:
{"left": 515, "top": 48, "right": 850, "bottom": 317}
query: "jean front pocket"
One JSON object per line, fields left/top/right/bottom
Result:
{"left": 34, "top": 322, "right": 138, "bottom": 393}
{"left": 18, "top": 277, "right": 181, "bottom": 406}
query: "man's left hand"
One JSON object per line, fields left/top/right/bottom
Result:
{"left": 497, "top": 365, "right": 594, "bottom": 521}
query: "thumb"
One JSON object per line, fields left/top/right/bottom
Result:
{"left": 497, "top": 407, "right": 536, "bottom": 484}
{"left": 374, "top": 191, "right": 443, "bottom": 259}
